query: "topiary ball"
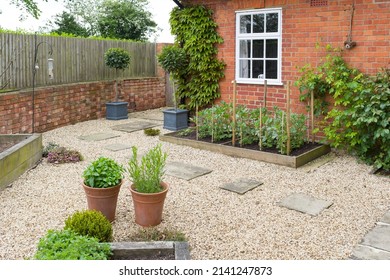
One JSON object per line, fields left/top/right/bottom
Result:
{"left": 64, "top": 210, "right": 113, "bottom": 242}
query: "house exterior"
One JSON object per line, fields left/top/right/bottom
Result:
{"left": 174, "top": 0, "right": 390, "bottom": 114}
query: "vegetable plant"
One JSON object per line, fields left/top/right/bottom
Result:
{"left": 82, "top": 157, "right": 124, "bottom": 188}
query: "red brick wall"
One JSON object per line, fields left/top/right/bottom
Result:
{"left": 0, "top": 77, "right": 166, "bottom": 134}
{"left": 184, "top": 0, "right": 390, "bottom": 113}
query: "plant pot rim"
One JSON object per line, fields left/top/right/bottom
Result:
{"left": 130, "top": 182, "right": 168, "bottom": 195}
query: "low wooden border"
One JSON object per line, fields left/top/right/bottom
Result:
{"left": 160, "top": 132, "right": 330, "bottom": 168}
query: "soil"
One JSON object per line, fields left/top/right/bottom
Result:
{"left": 171, "top": 130, "right": 323, "bottom": 157}
{"left": 0, "top": 139, "right": 22, "bottom": 153}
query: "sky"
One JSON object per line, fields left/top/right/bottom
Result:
{"left": 0, "top": 0, "right": 176, "bottom": 42}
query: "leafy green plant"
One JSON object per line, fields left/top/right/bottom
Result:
{"left": 64, "top": 210, "right": 113, "bottom": 242}
{"left": 42, "top": 142, "right": 60, "bottom": 157}
{"left": 82, "top": 157, "right": 124, "bottom": 188}
{"left": 33, "top": 229, "right": 112, "bottom": 260}
{"left": 144, "top": 128, "right": 160, "bottom": 136}
{"left": 104, "top": 47, "right": 131, "bottom": 102}
{"left": 170, "top": 5, "right": 225, "bottom": 109}
{"left": 46, "top": 146, "right": 83, "bottom": 164}
{"left": 127, "top": 144, "right": 167, "bottom": 193}
{"left": 129, "top": 228, "right": 187, "bottom": 242}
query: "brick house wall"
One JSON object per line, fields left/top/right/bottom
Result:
{"left": 181, "top": 0, "right": 390, "bottom": 113}
{"left": 0, "top": 44, "right": 169, "bottom": 134}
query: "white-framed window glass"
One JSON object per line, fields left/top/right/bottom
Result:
{"left": 236, "top": 8, "right": 282, "bottom": 85}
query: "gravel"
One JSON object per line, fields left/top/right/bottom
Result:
{"left": 1, "top": 109, "right": 389, "bottom": 260}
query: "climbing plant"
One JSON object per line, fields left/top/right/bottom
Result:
{"left": 169, "top": 5, "right": 225, "bottom": 109}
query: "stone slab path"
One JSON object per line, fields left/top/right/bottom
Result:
{"left": 78, "top": 132, "right": 120, "bottom": 141}
{"left": 111, "top": 120, "right": 160, "bottom": 133}
{"left": 165, "top": 161, "right": 213, "bottom": 181}
{"left": 220, "top": 178, "right": 263, "bottom": 194}
{"left": 103, "top": 143, "right": 132, "bottom": 152}
{"left": 279, "top": 193, "right": 333, "bottom": 216}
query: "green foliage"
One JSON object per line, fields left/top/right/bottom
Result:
{"left": 46, "top": 146, "right": 83, "bottom": 164}
{"left": 49, "top": 11, "right": 90, "bottom": 37}
{"left": 64, "top": 210, "right": 113, "bottom": 242}
{"left": 129, "top": 228, "right": 187, "bottom": 242}
{"left": 104, "top": 48, "right": 131, "bottom": 71}
{"left": 143, "top": 128, "right": 160, "bottom": 136}
{"left": 42, "top": 142, "right": 60, "bottom": 157}
{"left": 9, "top": 0, "right": 52, "bottom": 19}
{"left": 157, "top": 45, "right": 188, "bottom": 80}
{"left": 127, "top": 144, "right": 167, "bottom": 193}
{"left": 97, "top": 0, "right": 157, "bottom": 41}
{"left": 295, "top": 46, "right": 390, "bottom": 170}
{"left": 170, "top": 5, "right": 226, "bottom": 109}
{"left": 33, "top": 229, "right": 112, "bottom": 260}
{"left": 82, "top": 157, "right": 124, "bottom": 188}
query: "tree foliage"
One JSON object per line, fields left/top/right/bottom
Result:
{"left": 49, "top": 11, "right": 90, "bottom": 37}
{"left": 8, "top": 0, "right": 52, "bottom": 19}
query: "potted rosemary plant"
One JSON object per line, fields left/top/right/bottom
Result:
{"left": 82, "top": 157, "right": 124, "bottom": 222}
{"left": 157, "top": 45, "right": 189, "bottom": 131}
{"left": 127, "top": 144, "right": 168, "bottom": 227}
{"left": 104, "top": 47, "right": 131, "bottom": 120}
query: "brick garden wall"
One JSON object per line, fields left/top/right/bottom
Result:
{"left": 185, "top": 0, "right": 390, "bottom": 114}
{"left": 0, "top": 77, "right": 166, "bottom": 134}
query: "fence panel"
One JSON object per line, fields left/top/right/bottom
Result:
{"left": 0, "top": 33, "right": 157, "bottom": 91}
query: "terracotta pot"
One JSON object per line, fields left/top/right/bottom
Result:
{"left": 82, "top": 180, "right": 122, "bottom": 222}
{"left": 130, "top": 182, "right": 168, "bottom": 227}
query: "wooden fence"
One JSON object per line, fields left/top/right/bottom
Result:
{"left": 0, "top": 33, "right": 157, "bottom": 91}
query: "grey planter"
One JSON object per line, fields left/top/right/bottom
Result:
{"left": 163, "top": 108, "right": 188, "bottom": 131}
{"left": 106, "top": 102, "right": 128, "bottom": 120}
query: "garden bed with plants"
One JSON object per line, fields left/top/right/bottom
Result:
{"left": 160, "top": 102, "right": 330, "bottom": 168}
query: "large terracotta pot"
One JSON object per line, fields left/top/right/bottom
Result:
{"left": 82, "top": 180, "right": 122, "bottom": 222}
{"left": 130, "top": 182, "right": 168, "bottom": 227}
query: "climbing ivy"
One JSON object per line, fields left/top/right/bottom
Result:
{"left": 169, "top": 5, "right": 225, "bottom": 109}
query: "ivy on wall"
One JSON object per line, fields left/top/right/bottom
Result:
{"left": 170, "top": 5, "right": 226, "bottom": 109}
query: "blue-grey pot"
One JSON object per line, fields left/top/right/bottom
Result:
{"left": 106, "top": 102, "right": 129, "bottom": 120}
{"left": 163, "top": 108, "right": 188, "bottom": 131}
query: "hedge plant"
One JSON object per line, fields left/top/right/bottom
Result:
{"left": 170, "top": 5, "right": 225, "bottom": 109}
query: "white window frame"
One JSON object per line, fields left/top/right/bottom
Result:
{"left": 235, "top": 8, "right": 283, "bottom": 85}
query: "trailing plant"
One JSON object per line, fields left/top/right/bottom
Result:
{"left": 144, "top": 128, "right": 160, "bottom": 136}
{"left": 64, "top": 210, "right": 113, "bottom": 242}
{"left": 82, "top": 157, "right": 124, "bottom": 188}
{"left": 46, "top": 146, "right": 83, "bottom": 164}
{"left": 104, "top": 47, "right": 131, "bottom": 102}
{"left": 33, "top": 229, "right": 112, "bottom": 260}
{"left": 170, "top": 5, "right": 225, "bottom": 109}
{"left": 127, "top": 144, "right": 168, "bottom": 193}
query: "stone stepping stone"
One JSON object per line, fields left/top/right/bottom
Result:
{"left": 165, "top": 161, "right": 212, "bottom": 181}
{"left": 220, "top": 178, "right": 263, "bottom": 194}
{"left": 104, "top": 143, "right": 132, "bottom": 151}
{"left": 111, "top": 120, "right": 159, "bottom": 133}
{"left": 78, "top": 133, "right": 120, "bottom": 142}
{"left": 351, "top": 244, "right": 390, "bottom": 260}
{"left": 361, "top": 225, "right": 390, "bottom": 252}
{"left": 279, "top": 193, "right": 333, "bottom": 216}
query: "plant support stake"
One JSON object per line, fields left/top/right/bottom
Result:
{"left": 263, "top": 80, "right": 268, "bottom": 108}
{"left": 232, "top": 80, "right": 237, "bottom": 147}
{"left": 311, "top": 89, "right": 315, "bottom": 143}
{"left": 196, "top": 104, "right": 199, "bottom": 141}
{"left": 259, "top": 103, "right": 262, "bottom": 151}
{"left": 286, "top": 81, "right": 291, "bottom": 156}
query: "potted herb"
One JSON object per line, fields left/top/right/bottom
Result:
{"left": 157, "top": 45, "right": 189, "bottom": 131}
{"left": 82, "top": 157, "right": 124, "bottom": 222}
{"left": 127, "top": 144, "right": 168, "bottom": 227}
{"left": 104, "top": 47, "right": 131, "bottom": 120}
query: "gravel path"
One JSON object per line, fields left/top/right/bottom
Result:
{"left": 1, "top": 109, "right": 389, "bottom": 260}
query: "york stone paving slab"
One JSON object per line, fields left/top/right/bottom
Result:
{"left": 279, "top": 193, "right": 333, "bottom": 216}
{"left": 220, "top": 178, "right": 263, "bottom": 194}
{"left": 361, "top": 224, "right": 390, "bottom": 252}
{"left": 104, "top": 143, "right": 132, "bottom": 151}
{"left": 165, "top": 162, "right": 212, "bottom": 181}
{"left": 351, "top": 245, "right": 390, "bottom": 260}
{"left": 111, "top": 120, "right": 160, "bottom": 133}
{"left": 78, "top": 133, "right": 120, "bottom": 141}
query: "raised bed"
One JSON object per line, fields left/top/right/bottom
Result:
{"left": 110, "top": 241, "right": 190, "bottom": 260}
{"left": 160, "top": 132, "right": 330, "bottom": 168}
{"left": 0, "top": 134, "right": 42, "bottom": 191}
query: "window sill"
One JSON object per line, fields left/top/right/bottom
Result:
{"left": 235, "top": 80, "right": 284, "bottom": 86}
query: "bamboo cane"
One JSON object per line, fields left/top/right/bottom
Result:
{"left": 196, "top": 104, "right": 199, "bottom": 141}
{"left": 264, "top": 80, "right": 268, "bottom": 108}
{"left": 232, "top": 80, "right": 237, "bottom": 147}
{"left": 211, "top": 108, "right": 214, "bottom": 143}
{"left": 311, "top": 90, "right": 315, "bottom": 143}
{"left": 259, "top": 103, "right": 262, "bottom": 150}
{"left": 286, "top": 81, "right": 291, "bottom": 156}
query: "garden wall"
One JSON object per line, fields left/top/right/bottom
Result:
{"left": 184, "top": 0, "right": 390, "bottom": 114}
{"left": 0, "top": 77, "right": 166, "bottom": 134}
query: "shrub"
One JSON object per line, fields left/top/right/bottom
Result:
{"left": 42, "top": 142, "right": 59, "bottom": 157}
{"left": 144, "top": 128, "right": 160, "bottom": 136}
{"left": 82, "top": 157, "right": 124, "bottom": 188}
{"left": 129, "top": 228, "right": 187, "bottom": 242}
{"left": 33, "top": 229, "right": 112, "bottom": 260}
{"left": 64, "top": 210, "right": 113, "bottom": 242}
{"left": 46, "top": 146, "right": 83, "bottom": 164}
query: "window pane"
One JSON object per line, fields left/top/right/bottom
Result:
{"left": 266, "top": 60, "right": 278, "bottom": 79}
{"left": 266, "top": 39, "right": 278, "bottom": 58}
{"left": 240, "top": 15, "right": 251, "bottom": 33}
{"left": 253, "top": 60, "right": 264, "bottom": 79}
{"left": 253, "top": 14, "right": 264, "bottom": 33}
{"left": 239, "top": 40, "right": 251, "bottom": 58}
{"left": 253, "top": 40, "right": 264, "bottom": 58}
{"left": 266, "top": 13, "right": 278, "bottom": 32}
{"left": 239, "top": 60, "right": 251, "bottom": 78}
